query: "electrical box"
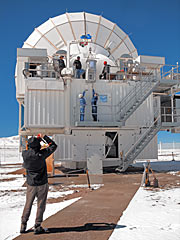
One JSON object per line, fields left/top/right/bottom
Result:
{"left": 86, "top": 59, "right": 97, "bottom": 82}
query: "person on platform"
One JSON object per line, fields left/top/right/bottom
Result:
{"left": 79, "top": 90, "right": 87, "bottom": 121}
{"left": 99, "top": 61, "right": 110, "bottom": 79}
{"left": 58, "top": 55, "right": 66, "bottom": 76}
{"left": 20, "top": 134, "right": 57, "bottom": 235}
{"left": 73, "top": 56, "right": 85, "bottom": 78}
{"left": 91, "top": 89, "right": 99, "bottom": 121}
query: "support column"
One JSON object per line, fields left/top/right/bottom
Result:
{"left": 171, "top": 88, "right": 174, "bottom": 123}
{"left": 64, "top": 77, "right": 71, "bottom": 134}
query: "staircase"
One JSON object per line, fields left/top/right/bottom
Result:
{"left": 116, "top": 118, "right": 161, "bottom": 172}
{"left": 116, "top": 74, "right": 160, "bottom": 123}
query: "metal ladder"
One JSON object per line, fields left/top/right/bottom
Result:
{"left": 116, "top": 74, "right": 160, "bottom": 123}
{"left": 116, "top": 117, "right": 161, "bottom": 172}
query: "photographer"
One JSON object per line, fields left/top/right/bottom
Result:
{"left": 20, "top": 134, "right": 57, "bottom": 235}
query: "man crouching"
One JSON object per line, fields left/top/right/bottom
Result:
{"left": 20, "top": 134, "right": 57, "bottom": 234}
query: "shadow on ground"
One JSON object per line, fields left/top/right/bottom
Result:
{"left": 47, "top": 223, "right": 126, "bottom": 233}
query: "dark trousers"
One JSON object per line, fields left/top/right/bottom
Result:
{"left": 99, "top": 73, "right": 107, "bottom": 79}
{"left": 92, "top": 106, "right": 97, "bottom": 121}
{"left": 21, "top": 183, "right": 49, "bottom": 225}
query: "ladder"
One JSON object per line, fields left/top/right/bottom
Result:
{"left": 116, "top": 117, "right": 161, "bottom": 172}
{"left": 116, "top": 73, "right": 160, "bottom": 123}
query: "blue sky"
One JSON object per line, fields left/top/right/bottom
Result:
{"left": 0, "top": 0, "right": 180, "bottom": 142}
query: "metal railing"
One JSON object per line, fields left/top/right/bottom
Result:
{"left": 161, "top": 107, "right": 180, "bottom": 123}
{"left": 160, "top": 64, "right": 179, "bottom": 79}
{"left": 122, "top": 107, "right": 161, "bottom": 155}
{"left": 107, "top": 65, "right": 159, "bottom": 82}
{"left": 115, "top": 69, "right": 159, "bottom": 121}
{"left": 23, "top": 62, "right": 59, "bottom": 79}
{"left": 73, "top": 103, "right": 119, "bottom": 124}
{"left": 117, "top": 114, "right": 162, "bottom": 171}
{"left": 127, "top": 115, "right": 161, "bottom": 156}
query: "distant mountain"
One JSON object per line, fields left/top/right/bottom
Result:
{"left": 0, "top": 136, "right": 19, "bottom": 148}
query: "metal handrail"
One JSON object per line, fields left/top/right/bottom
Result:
{"left": 117, "top": 79, "right": 153, "bottom": 112}
{"left": 161, "top": 64, "right": 179, "bottom": 79}
{"left": 23, "top": 62, "right": 59, "bottom": 79}
{"left": 116, "top": 71, "right": 158, "bottom": 117}
{"left": 124, "top": 114, "right": 161, "bottom": 160}
{"left": 121, "top": 106, "right": 161, "bottom": 157}
{"left": 118, "top": 68, "right": 157, "bottom": 101}
{"left": 108, "top": 65, "right": 158, "bottom": 77}
{"left": 73, "top": 102, "right": 121, "bottom": 122}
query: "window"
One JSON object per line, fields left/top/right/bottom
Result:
{"left": 105, "top": 132, "right": 118, "bottom": 158}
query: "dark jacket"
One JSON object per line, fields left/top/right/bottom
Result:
{"left": 102, "top": 64, "right": 110, "bottom": 74}
{"left": 73, "top": 59, "right": 82, "bottom": 69}
{"left": 58, "top": 59, "right": 66, "bottom": 69}
{"left": 22, "top": 135, "right": 57, "bottom": 186}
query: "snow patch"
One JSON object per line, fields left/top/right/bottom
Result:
{"left": 109, "top": 187, "right": 180, "bottom": 240}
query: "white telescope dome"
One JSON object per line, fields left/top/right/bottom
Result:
{"left": 23, "top": 12, "right": 138, "bottom": 62}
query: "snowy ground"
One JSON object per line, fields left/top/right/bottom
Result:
{"left": 109, "top": 186, "right": 180, "bottom": 240}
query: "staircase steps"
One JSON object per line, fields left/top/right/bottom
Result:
{"left": 116, "top": 78, "right": 159, "bottom": 123}
{"left": 116, "top": 123, "right": 161, "bottom": 172}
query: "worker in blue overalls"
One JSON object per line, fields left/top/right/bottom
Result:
{"left": 79, "top": 90, "right": 86, "bottom": 121}
{"left": 91, "top": 89, "right": 99, "bottom": 121}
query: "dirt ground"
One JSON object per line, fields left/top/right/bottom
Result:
{"left": 13, "top": 170, "right": 180, "bottom": 240}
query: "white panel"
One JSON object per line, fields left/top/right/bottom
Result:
{"left": 71, "top": 22, "right": 85, "bottom": 40}
{"left": 68, "top": 12, "right": 84, "bottom": 21}
{"left": 136, "top": 55, "right": 165, "bottom": 65}
{"left": 87, "top": 145, "right": 103, "bottom": 174}
{"left": 87, "top": 44, "right": 108, "bottom": 56}
{"left": 16, "top": 57, "right": 29, "bottom": 96}
{"left": 27, "top": 80, "right": 64, "bottom": 90}
{"left": 113, "top": 25, "right": 126, "bottom": 40}
{"left": 88, "top": 131, "right": 105, "bottom": 145}
{"left": 25, "top": 31, "right": 41, "bottom": 47}
{"left": 112, "top": 42, "right": 130, "bottom": 59}
{"left": 45, "top": 29, "right": 64, "bottom": 49}
{"left": 72, "top": 131, "right": 89, "bottom": 161}
{"left": 124, "top": 37, "right": 137, "bottom": 54}
{"left": 54, "top": 134, "right": 73, "bottom": 161}
{"left": 85, "top": 22, "right": 98, "bottom": 40}
{"left": 85, "top": 12, "right": 100, "bottom": 23}
{"left": 25, "top": 89, "right": 64, "bottom": 127}
{"left": 100, "top": 16, "right": 115, "bottom": 30}
{"left": 126, "top": 94, "right": 154, "bottom": 127}
{"left": 17, "top": 48, "right": 47, "bottom": 57}
{"left": 52, "top": 13, "right": 68, "bottom": 26}
{"left": 108, "top": 32, "right": 122, "bottom": 52}
{"left": 69, "top": 44, "right": 80, "bottom": 55}
{"left": 37, "top": 19, "right": 54, "bottom": 35}
{"left": 57, "top": 23, "right": 74, "bottom": 43}
{"left": 119, "top": 130, "right": 135, "bottom": 154}
{"left": 96, "top": 25, "right": 112, "bottom": 47}
{"left": 35, "top": 38, "right": 56, "bottom": 57}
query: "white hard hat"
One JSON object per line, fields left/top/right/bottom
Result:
{"left": 79, "top": 93, "right": 83, "bottom": 98}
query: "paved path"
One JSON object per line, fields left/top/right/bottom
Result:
{"left": 14, "top": 173, "right": 142, "bottom": 240}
